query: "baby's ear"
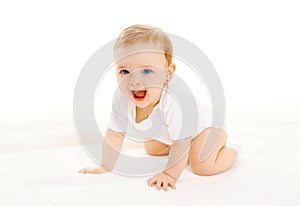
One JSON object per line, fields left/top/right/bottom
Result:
{"left": 167, "top": 63, "right": 176, "bottom": 80}
{"left": 168, "top": 63, "right": 176, "bottom": 73}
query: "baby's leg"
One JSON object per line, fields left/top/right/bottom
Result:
{"left": 189, "top": 128, "right": 237, "bottom": 176}
{"left": 144, "top": 139, "right": 170, "bottom": 156}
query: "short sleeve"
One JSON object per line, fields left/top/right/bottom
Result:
{"left": 108, "top": 90, "right": 129, "bottom": 133}
{"left": 164, "top": 94, "right": 198, "bottom": 141}
{"left": 195, "top": 99, "right": 213, "bottom": 134}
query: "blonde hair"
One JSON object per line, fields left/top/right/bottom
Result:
{"left": 114, "top": 24, "right": 173, "bottom": 65}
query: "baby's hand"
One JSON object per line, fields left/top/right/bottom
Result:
{"left": 78, "top": 166, "right": 110, "bottom": 174}
{"left": 147, "top": 172, "right": 176, "bottom": 191}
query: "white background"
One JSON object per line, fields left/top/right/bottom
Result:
{"left": 1, "top": 0, "right": 299, "bottom": 119}
{"left": 1, "top": 1, "right": 300, "bottom": 205}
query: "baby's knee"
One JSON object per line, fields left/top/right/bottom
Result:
{"left": 190, "top": 161, "right": 216, "bottom": 176}
{"left": 144, "top": 147, "right": 170, "bottom": 156}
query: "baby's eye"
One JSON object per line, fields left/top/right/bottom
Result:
{"left": 143, "top": 68, "right": 152, "bottom": 74}
{"left": 120, "top": 69, "right": 130, "bottom": 75}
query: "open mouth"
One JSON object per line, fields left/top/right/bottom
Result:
{"left": 130, "top": 89, "right": 147, "bottom": 102}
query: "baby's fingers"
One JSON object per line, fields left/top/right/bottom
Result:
{"left": 162, "top": 181, "right": 176, "bottom": 191}
{"left": 84, "top": 169, "right": 95, "bottom": 174}
{"left": 169, "top": 182, "right": 176, "bottom": 190}
{"left": 155, "top": 180, "right": 163, "bottom": 190}
{"left": 78, "top": 167, "right": 90, "bottom": 173}
{"left": 78, "top": 167, "right": 102, "bottom": 174}
{"left": 147, "top": 177, "right": 157, "bottom": 187}
{"left": 162, "top": 181, "right": 169, "bottom": 191}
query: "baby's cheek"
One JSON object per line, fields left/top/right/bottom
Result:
{"left": 117, "top": 78, "right": 129, "bottom": 91}
{"left": 118, "top": 85, "right": 128, "bottom": 94}
{"left": 116, "top": 83, "right": 128, "bottom": 94}
{"left": 144, "top": 77, "right": 165, "bottom": 89}
{"left": 148, "top": 87, "right": 164, "bottom": 97}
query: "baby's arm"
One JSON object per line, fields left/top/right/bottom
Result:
{"left": 79, "top": 128, "right": 125, "bottom": 174}
{"left": 163, "top": 137, "right": 192, "bottom": 180}
{"left": 147, "top": 137, "right": 192, "bottom": 190}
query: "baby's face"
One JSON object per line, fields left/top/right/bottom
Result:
{"left": 115, "top": 44, "right": 174, "bottom": 109}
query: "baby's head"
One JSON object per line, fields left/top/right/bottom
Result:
{"left": 114, "top": 24, "right": 176, "bottom": 109}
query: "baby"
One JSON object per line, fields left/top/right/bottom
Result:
{"left": 79, "top": 24, "right": 238, "bottom": 191}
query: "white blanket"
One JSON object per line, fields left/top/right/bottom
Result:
{"left": 1, "top": 106, "right": 299, "bottom": 206}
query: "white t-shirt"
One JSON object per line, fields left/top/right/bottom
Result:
{"left": 108, "top": 83, "right": 212, "bottom": 145}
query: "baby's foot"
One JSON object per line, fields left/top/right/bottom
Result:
{"left": 229, "top": 144, "right": 242, "bottom": 158}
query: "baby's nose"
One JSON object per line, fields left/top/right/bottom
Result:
{"left": 129, "top": 78, "right": 142, "bottom": 88}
